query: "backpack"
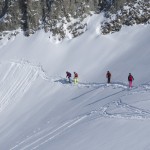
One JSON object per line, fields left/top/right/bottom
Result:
{"left": 129, "top": 75, "right": 133, "bottom": 81}
{"left": 107, "top": 72, "right": 111, "bottom": 78}
{"left": 68, "top": 72, "right": 71, "bottom": 77}
{"left": 67, "top": 72, "right": 71, "bottom": 77}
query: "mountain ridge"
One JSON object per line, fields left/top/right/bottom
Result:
{"left": 0, "top": 0, "right": 149, "bottom": 41}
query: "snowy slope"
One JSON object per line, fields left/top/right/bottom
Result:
{"left": 0, "top": 14, "right": 150, "bottom": 150}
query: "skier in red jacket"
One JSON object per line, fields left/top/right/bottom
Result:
{"left": 128, "top": 73, "right": 134, "bottom": 88}
{"left": 106, "top": 71, "right": 111, "bottom": 83}
{"left": 74, "top": 72, "right": 78, "bottom": 84}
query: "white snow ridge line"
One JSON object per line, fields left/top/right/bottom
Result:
{"left": 0, "top": 61, "right": 46, "bottom": 113}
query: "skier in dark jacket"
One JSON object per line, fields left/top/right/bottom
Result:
{"left": 66, "top": 71, "right": 71, "bottom": 83}
{"left": 106, "top": 71, "right": 111, "bottom": 83}
{"left": 128, "top": 73, "right": 134, "bottom": 88}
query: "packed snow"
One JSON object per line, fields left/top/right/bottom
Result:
{"left": 0, "top": 14, "right": 150, "bottom": 150}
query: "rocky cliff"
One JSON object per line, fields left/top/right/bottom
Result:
{"left": 0, "top": 0, "right": 149, "bottom": 41}
{"left": 101, "top": 0, "right": 150, "bottom": 34}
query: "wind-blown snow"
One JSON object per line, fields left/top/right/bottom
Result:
{"left": 0, "top": 14, "right": 150, "bottom": 150}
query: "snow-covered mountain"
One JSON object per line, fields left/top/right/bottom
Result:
{"left": 0, "top": 0, "right": 149, "bottom": 41}
{"left": 0, "top": 12, "right": 150, "bottom": 150}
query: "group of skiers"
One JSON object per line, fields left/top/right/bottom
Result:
{"left": 66, "top": 71, "right": 78, "bottom": 84}
{"left": 66, "top": 71, "right": 134, "bottom": 88}
{"left": 106, "top": 71, "right": 134, "bottom": 88}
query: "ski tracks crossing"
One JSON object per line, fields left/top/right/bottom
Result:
{"left": 10, "top": 99, "right": 150, "bottom": 150}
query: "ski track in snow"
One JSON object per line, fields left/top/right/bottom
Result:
{"left": 0, "top": 60, "right": 48, "bottom": 113}
{"left": 10, "top": 101, "right": 150, "bottom": 150}
{"left": 91, "top": 99, "right": 150, "bottom": 120}
{"left": 10, "top": 116, "right": 87, "bottom": 150}
{"left": 1, "top": 60, "right": 150, "bottom": 149}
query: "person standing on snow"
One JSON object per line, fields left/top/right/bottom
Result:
{"left": 74, "top": 72, "right": 78, "bottom": 84}
{"left": 106, "top": 71, "right": 111, "bottom": 83}
{"left": 128, "top": 73, "right": 134, "bottom": 88}
{"left": 66, "top": 71, "right": 72, "bottom": 83}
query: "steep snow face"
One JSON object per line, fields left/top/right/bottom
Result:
{"left": 0, "top": 14, "right": 150, "bottom": 84}
{"left": 1, "top": 66, "right": 150, "bottom": 150}
{"left": 0, "top": 14, "right": 150, "bottom": 150}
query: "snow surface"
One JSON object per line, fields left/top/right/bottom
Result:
{"left": 0, "top": 14, "right": 150, "bottom": 150}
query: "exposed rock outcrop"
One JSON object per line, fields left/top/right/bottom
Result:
{"left": 101, "top": 0, "right": 150, "bottom": 34}
{"left": 0, "top": 0, "right": 149, "bottom": 41}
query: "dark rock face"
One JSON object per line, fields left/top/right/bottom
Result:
{"left": 0, "top": 0, "right": 100, "bottom": 34}
{"left": 0, "top": 0, "right": 149, "bottom": 40}
{"left": 101, "top": 0, "right": 150, "bottom": 34}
